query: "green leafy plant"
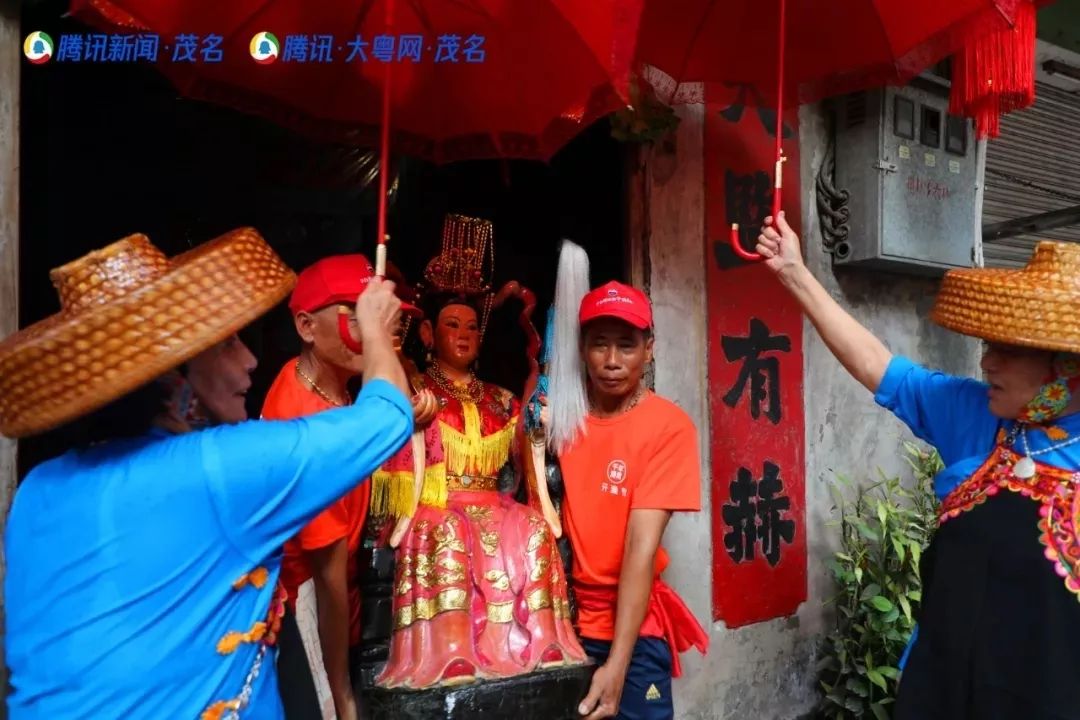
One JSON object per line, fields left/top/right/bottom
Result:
{"left": 818, "top": 442, "right": 943, "bottom": 719}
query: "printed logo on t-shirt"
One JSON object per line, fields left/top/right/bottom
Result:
{"left": 600, "top": 459, "right": 629, "bottom": 498}
{"left": 607, "top": 460, "right": 627, "bottom": 484}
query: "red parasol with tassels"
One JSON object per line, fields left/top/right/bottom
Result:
{"left": 634, "top": 0, "right": 1048, "bottom": 261}
{"left": 950, "top": 2, "right": 1041, "bottom": 140}
{"left": 70, "top": 0, "right": 644, "bottom": 273}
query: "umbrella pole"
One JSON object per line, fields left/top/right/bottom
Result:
{"left": 772, "top": 0, "right": 787, "bottom": 220}
{"left": 375, "top": 0, "right": 395, "bottom": 277}
{"left": 730, "top": 0, "right": 787, "bottom": 262}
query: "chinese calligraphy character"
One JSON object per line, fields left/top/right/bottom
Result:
{"left": 201, "top": 34, "right": 223, "bottom": 63}
{"left": 133, "top": 34, "right": 159, "bottom": 62}
{"left": 398, "top": 34, "right": 423, "bottom": 62}
{"left": 57, "top": 35, "right": 84, "bottom": 62}
{"left": 464, "top": 34, "right": 486, "bottom": 63}
{"left": 756, "top": 462, "right": 795, "bottom": 567}
{"left": 372, "top": 34, "right": 395, "bottom": 62}
{"left": 85, "top": 34, "right": 109, "bottom": 63}
{"left": 172, "top": 34, "right": 200, "bottom": 63}
{"left": 283, "top": 35, "right": 310, "bottom": 63}
{"left": 310, "top": 35, "right": 334, "bottom": 63}
{"left": 345, "top": 34, "right": 369, "bottom": 62}
{"left": 434, "top": 34, "right": 461, "bottom": 63}
{"left": 722, "top": 317, "right": 791, "bottom": 424}
{"left": 725, "top": 169, "right": 772, "bottom": 257}
{"left": 717, "top": 84, "right": 794, "bottom": 139}
{"left": 721, "top": 461, "right": 795, "bottom": 567}
{"left": 722, "top": 466, "right": 758, "bottom": 563}
{"left": 106, "top": 34, "right": 136, "bottom": 63}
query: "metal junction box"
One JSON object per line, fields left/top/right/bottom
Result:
{"left": 832, "top": 83, "right": 978, "bottom": 275}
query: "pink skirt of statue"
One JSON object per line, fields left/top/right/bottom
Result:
{"left": 376, "top": 486, "right": 586, "bottom": 688}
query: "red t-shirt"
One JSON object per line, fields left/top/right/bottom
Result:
{"left": 559, "top": 392, "right": 701, "bottom": 640}
{"left": 261, "top": 359, "right": 371, "bottom": 647}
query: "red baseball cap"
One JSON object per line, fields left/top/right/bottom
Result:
{"left": 578, "top": 281, "right": 652, "bottom": 330}
{"left": 289, "top": 254, "right": 418, "bottom": 316}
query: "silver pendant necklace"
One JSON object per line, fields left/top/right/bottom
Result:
{"left": 1011, "top": 425, "right": 1080, "bottom": 479}
{"left": 1013, "top": 452, "right": 1037, "bottom": 480}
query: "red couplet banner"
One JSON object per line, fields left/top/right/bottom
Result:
{"left": 705, "top": 83, "right": 808, "bottom": 627}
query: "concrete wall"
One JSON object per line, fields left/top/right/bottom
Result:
{"left": 0, "top": 6, "right": 18, "bottom": 715}
{"left": 638, "top": 101, "right": 981, "bottom": 719}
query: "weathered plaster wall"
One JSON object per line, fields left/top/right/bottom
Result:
{"left": 639, "top": 100, "right": 981, "bottom": 719}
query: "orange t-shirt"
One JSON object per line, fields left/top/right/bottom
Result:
{"left": 560, "top": 392, "right": 701, "bottom": 640}
{"left": 261, "top": 359, "right": 371, "bottom": 647}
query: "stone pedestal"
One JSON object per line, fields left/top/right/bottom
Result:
{"left": 358, "top": 664, "right": 597, "bottom": 720}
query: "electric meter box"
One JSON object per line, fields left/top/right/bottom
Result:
{"left": 832, "top": 83, "right": 978, "bottom": 275}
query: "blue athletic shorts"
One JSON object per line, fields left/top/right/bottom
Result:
{"left": 581, "top": 637, "right": 674, "bottom": 720}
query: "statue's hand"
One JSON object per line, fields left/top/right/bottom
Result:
{"left": 411, "top": 389, "right": 438, "bottom": 427}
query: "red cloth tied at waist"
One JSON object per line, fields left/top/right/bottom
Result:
{"left": 574, "top": 578, "right": 708, "bottom": 678}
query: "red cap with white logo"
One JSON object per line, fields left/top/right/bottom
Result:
{"left": 578, "top": 281, "right": 652, "bottom": 330}
{"left": 289, "top": 254, "right": 418, "bottom": 316}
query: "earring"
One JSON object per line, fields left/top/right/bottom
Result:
{"left": 425, "top": 348, "right": 433, "bottom": 364}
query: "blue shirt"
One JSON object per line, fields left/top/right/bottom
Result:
{"left": 874, "top": 356, "right": 1080, "bottom": 666}
{"left": 875, "top": 356, "right": 1080, "bottom": 498}
{"left": 5, "top": 379, "right": 412, "bottom": 720}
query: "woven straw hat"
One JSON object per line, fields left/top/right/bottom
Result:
{"left": 0, "top": 228, "right": 296, "bottom": 438}
{"left": 930, "top": 240, "right": 1080, "bottom": 354}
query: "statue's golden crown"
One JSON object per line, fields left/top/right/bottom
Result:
{"left": 422, "top": 214, "right": 495, "bottom": 296}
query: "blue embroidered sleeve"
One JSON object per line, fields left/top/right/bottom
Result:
{"left": 874, "top": 356, "right": 999, "bottom": 466}
{"left": 199, "top": 379, "right": 413, "bottom": 563}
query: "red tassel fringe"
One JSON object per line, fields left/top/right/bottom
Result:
{"left": 949, "top": 1, "right": 1037, "bottom": 139}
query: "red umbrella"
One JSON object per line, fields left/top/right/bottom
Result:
{"left": 74, "top": 0, "right": 641, "bottom": 163}
{"left": 635, "top": 0, "right": 1043, "bottom": 260}
{"left": 71, "top": 0, "right": 643, "bottom": 272}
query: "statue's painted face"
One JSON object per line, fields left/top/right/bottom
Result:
{"left": 433, "top": 304, "right": 481, "bottom": 372}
